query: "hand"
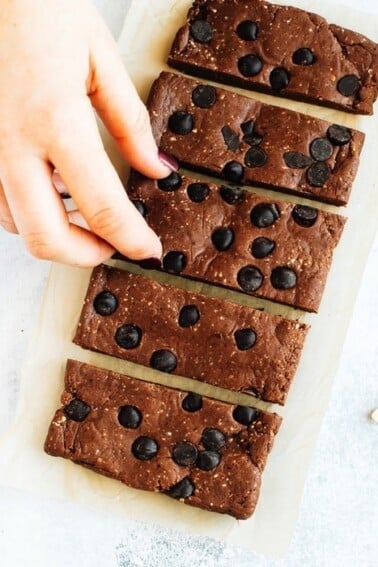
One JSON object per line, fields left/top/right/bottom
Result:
{"left": 0, "top": 0, "right": 176, "bottom": 266}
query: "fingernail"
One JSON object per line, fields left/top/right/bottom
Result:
{"left": 52, "top": 169, "right": 71, "bottom": 199}
{"left": 138, "top": 257, "right": 162, "bottom": 270}
{"left": 158, "top": 150, "right": 179, "bottom": 172}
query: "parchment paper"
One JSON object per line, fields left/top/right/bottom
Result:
{"left": 0, "top": 0, "right": 377, "bottom": 558}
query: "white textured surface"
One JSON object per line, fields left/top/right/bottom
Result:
{"left": 0, "top": 0, "right": 377, "bottom": 565}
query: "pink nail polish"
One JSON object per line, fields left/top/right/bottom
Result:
{"left": 138, "top": 257, "right": 162, "bottom": 270}
{"left": 158, "top": 150, "right": 179, "bottom": 172}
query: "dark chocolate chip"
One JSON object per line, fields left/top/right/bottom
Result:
{"left": 202, "top": 428, "right": 226, "bottom": 451}
{"left": 211, "top": 227, "right": 235, "bottom": 251}
{"left": 64, "top": 399, "right": 91, "bottom": 422}
{"left": 168, "top": 477, "right": 195, "bottom": 499}
{"left": 222, "top": 161, "right": 244, "bottom": 183}
{"left": 292, "top": 205, "right": 318, "bottom": 227}
{"left": 138, "top": 257, "right": 162, "bottom": 270}
{"left": 238, "top": 54, "right": 263, "bottom": 77}
{"left": 178, "top": 305, "right": 200, "bottom": 328}
{"left": 236, "top": 20, "right": 259, "bottom": 41}
{"left": 241, "top": 120, "right": 255, "bottom": 137}
{"left": 132, "top": 200, "right": 147, "bottom": 217}
{"left": 172, "top": 441, "right": 198, "bottom": 466}
{"left": 118, "top": 405, "right": 142, "bottom": 429}
{"left": 163, "top": 251, "right": 187, "bottom": 274}
{"left": 283, "top": 151, "right": 313, "bottom": 169}
{"left": 310, "top": 138, "right": 333, "bottom": 162}
{"left": 115, "top": 324, "right": 142, "bottom": 349}
{"left": 292, "top": 48, "right": 315, "bottom": 65}
{"left": 190, "top": 19, "right": 213, "bottom": 44}
{"left": 337, "top": 74, "right": 359, "bottom": 97}
{"left": 196, "top": 451, "right": 221, "bottom": 471}
{"left": 251, "top": 236, "right": 276, "bottom": 259}
{"left": 327, "top": 124, "right": 352, "bottom": 146}
{"left": 132, "top": 436, "right": 159, "bottom": 461}
{"left": 234, "top": 328, "right": 257, "bottom": 350}
{"left": 168, "top": 111, "right": 194, "bottom": 135}
{"left": 187, "top": 182, "right": 210, "bottom": 202}
{"left": 306, "top": 162, "right": 331, "bottom": 187}
{"left": 244, "top": 133, "right": 263, "bottom": 146}
{"left": 250, "top": 203, "right": 280, "bottom": 227}
{"left": 237, "top": 266, "right": 264, "bottom": 292}
{"left": 192, "top": 84, "right": 217, "bottom": 108}
{"left": 150, "top": 349, "right": 177, "bottom": 373}
{"left": 219, "top": 186, "right": 243, "bottom": 204}
{"left": 221, "top": 126, "right": 240, "bottom": 152}
{"left": 93, "top": 291, "right": 118, "bottom": 316}
{"left": 157, "top": 172, "right": 182, "bottom": 191}
{"left": 271, "top": 267, "right": 297, "bottom": 290}
{"left": 233, "top": 405, "right": 259, "bottom": 425}
{"left": 245, "top": 147, "right": 267, "bottom": 168}
{"left": 270, "top": 67, "right": 290, "bottom": 91}
{"left": 182, "top": 393, "right": 203, "bottom": 412}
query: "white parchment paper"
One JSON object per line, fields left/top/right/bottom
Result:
{"left": 0, "top": 0, "right": 377, "bottom": 557}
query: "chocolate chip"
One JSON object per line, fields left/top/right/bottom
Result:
{"left": 221, "top": 126, "right": 240, "bottom": 152}
{"left": 192, "top": 84, "right": 217, "bottom": 108}
{"left": 168, "top": 111, "right": 194, "bottom": 135}
{"left": 196, "top": 451, "right": 221, "bottom": 471}
{"left": 251, "top": 236, "right": 275, "bottom": 258}
{"left": 222, "top": 161, "right": 244, "bottom": 183}
{"left": 233, "top": 405, "right": 259, "bottom": 425}
{"left": 245, "top": 147, "right": 267, "bottom": 168}
{"left": 307, "top": 162, "right": 331, "bottom": 187}
{"left": 115, "top": 324, "right": 142, "bottom": 349}
{"left": 202, "top": 428, "right": 226, "bottom": 451}
{"left": 178, "top": 305, "right": 200, "bottom": 328}
{"left": 337, "top": 74, "right": 359, "bottom": 97}
{"left": 172, "top": 441, "right": 198, "bottom": 466}
{"left": 211, "top": 227, "right": 235, "bottom": 251}
{"left": 132, "top": 200, "right": 147, "bottom": 217}
{"left": 283, "top": 152, "right": 313, "bottom": 169}
{"left": 270, "top": 67, "right": 290, "bottom": 91}
{"left": 236, "top": 20, "right": 259, "bottom": 41}
{"left": 93, "top": 291, "right": 118, "bottom": 316}
{"left": 327, "top": 124, "right": 352, "bottom": 146}
{"left": 118, "top": 405, "right": 142, "bottom": 429}
{"left": 310, "top": 138, "right": 333, "bottom": 162}
{"left": 271, "top": 267, "right": 297, "bottom": 290}
{"left": 168, "top": 477, "right": 195, "bottom": 499}
{"left": 187, "top": 183, "right": 210, "bottom": 202}
{"left": 64, "top": 399, "right": 90, "bottom": 422}
{"left": 163, "top": 251, "right": 187, "bottom": 274}
{"left": 237, "top": 266, "right": 264, "bottom": 292}
{"left": 238, "top": 54, "right": 263, "bottom": 77}
{"left": 132, "top": 436, "right": 159, "bottom": 461}
{"left": 219, "top": 186, "right": 243, "bottom": 204}
{"left": 244, "top": 133, "right": 263, "bottom": 146}
{"left": 182, "top": 393, "right": 203, "bottom": 412}
{"left": 292, "top": 48, "right": 315, "bottom": 65}
{"left": 292, "top": 205, "right": 318, "bottom": 227}
{"left": 157, "top": 172, "right": 182, "bottom": 191}
{"left": 150, "top": 350, "right": 177, "bottom": 373}
{"left": 190, "top": 20, "right": 213, "bottom": 44}
{"left": 234, "top": 328, "right": 257, "bottom": 350}
{"left": 241, "top": 120, "right": 263, "bottom": 145}
{"left": 241, "top": 120, "right": 255, "bottom": 137}
{"left": 250, "top": 203, "right": 280, "bottom": 227}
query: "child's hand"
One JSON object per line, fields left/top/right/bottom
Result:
{"left": 0, "top": 0, "right": 175, "bottom": 266}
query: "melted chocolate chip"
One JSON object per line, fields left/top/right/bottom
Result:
{"left": 310, "top": 138, "right": 333, "bottom": 162}
{"left": 150, "top": 350, "right": 177, "bottom": 373}
{"left": 283, "top": 152, "right": 313, "bottom": 169}
{"left": 64, "top": 399, "right": 90, "bottom": 422}
{"left": 115, "top": 324, "right": 142, "bottom": 349}
{"left": 196, "top": 451, "right": 221, "bottom": 471}
{"left": 163, "top": 251, "right": 187, "bottom": 274}
{"left": 168, "top": 477, "right": 195, "bottom": 499}
{"left": 132, "top": 200, "right": 147, "bottom": 217}
{"left": 221, "top": 126, "right": 240, "bottom": 152}
{"left": 118, "top": 405, "right": 142, "bottom": 429}
{"left": 292, "top": 205, "right": 318, "bottom": 227}
{"left": 93, "top": 291, "right": 118, "bottom": 316}
{"left": 292, "top": 48, "right": 315, "bottom": 65}
{"left": 327, "top": 124, "right": 352, "bottom": 146}
{"left": 168, "top": 111, "right": 194, "bottom": 135}
{"left": 250, "top": 203, "right": 280, "bottom": 227}
{"left": 234, "top": 328, "right": 257, "bottom": 350}
{"left": 132, "top": 436, "right": 159, "bottom": 460}
{"left": 251, "top": 236, "right": 276, "bottom": 259}
{"left": 337, "top": 74, "right": 359, "bottom": 97}
{"left": 271, "top": 267, "right": 297, "bottom": 290}
{"left": 157, "top": 172, "right": 182, "bottom": 191}
{"left": 307, "top": 162, "right": 331, "bottom": 187}
{"left": 211, "top": 227, "right": 235, "bottom": 251}
{"left": 238, "top": 54, "right": 263, "bottom": 77}
{"left": 182, "top": 393, "right": 203, "bottom": 412}
{"left": 222, "top": 161, "right": 244, "bottom": 183}
{"left": 190, "top": 20, "right": 213, "bottom": 44}
{"left": 237, "top": 266, "right": 264, "bottom": 292}
{"left": 233, "top": 405, "right": 259, "bottom": 425}
{"left": 202, "top": 428, "right": 226, "bottom": 451}
{"left": 236, "top": 20, "right": 259, "bottom": 41}
{"left": 270, "top": 67, "right": 290, "bottom": 91}
{"left": 178, "top": 305, "right": 200, "bottom": 328}
{"left": 187, "top": 182, "right": 210, "bottom": 202}
{"left": 172, "top": 441, "right": 198, "bottom": 466}
{"left": 245, "top": 147, "right": 267, "bottom": 168}
{"left": 192, "top": 84, "right": 217, "bottom": 108}
{"left": 219, "top": 186, "right": 243, "bottom": 204}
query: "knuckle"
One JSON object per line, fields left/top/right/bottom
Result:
{"left": 88, "top": 205, "right": 124, "bottom": 238}
{"left": 25, "top": 232, "right": 59, "bottom": 261}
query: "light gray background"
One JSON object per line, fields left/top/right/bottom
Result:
{"left": 0, "top": 1, "right": 377, "bottom": 565}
